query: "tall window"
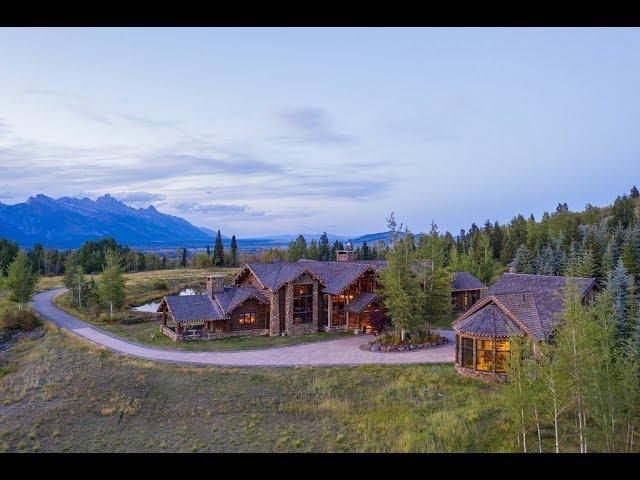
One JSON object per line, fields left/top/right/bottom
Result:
{"left": 238, "top": 312, "right": 256, "bottom": 326}
{"left": 293, "top": 284, "right": 313, "bottom": 324}
{"left": 476, "top": 339, "right": 494, "bottom": 371}
{"left": 332, "top": 296, "right": 346, "bottom": 325}
{"left": 495, "top": 340, "right": 511, "bottom": 373}
{"left": 461, "top": 336, "right": 474, "bottom": 368}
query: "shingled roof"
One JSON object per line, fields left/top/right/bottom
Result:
{"left": 452, "top": 271, "right": 486, "bottom": 291}
{"left": 455, "top": 303, "right": 525, "bottom": 337}
{"left": 346, "top": 292, "right": 379, "bottom": 314}
{"left": 238, "top": 259, "right": 387, "bottom": 295}
{"left": 161, "top": 295, "right": 225, "bottom": 323}
{"left": 453, "top": 273, "right": 597, "bottom": 340}
{"left": 160, "top": 286, "right": 268, "bottom": 323}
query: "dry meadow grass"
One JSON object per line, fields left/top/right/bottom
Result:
{"left": 0, "top": 327, "right": 508, "bottom": 453}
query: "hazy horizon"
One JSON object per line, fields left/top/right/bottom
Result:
{"left": 2, "top": 28, "right": 640, "bottom": 236}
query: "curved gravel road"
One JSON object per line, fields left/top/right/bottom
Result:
{"left": 31, "top": 288, "right": 455, "bottom": 367}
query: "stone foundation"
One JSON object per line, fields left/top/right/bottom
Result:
{"left": 161, "top": 325, "right": 269, "bottom": 341}
{"left": 323, "top": 324, "right": 348, "bottom": 333}
{"left": 455, "top": 364, "right": 508, "bottom": 382}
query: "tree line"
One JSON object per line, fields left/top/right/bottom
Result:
{"left": 190, "top": 231, "right": 239, "bottom": 268}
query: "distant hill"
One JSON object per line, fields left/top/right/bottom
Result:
{"left": 349, "top": 231, "right": 408, "bottom": 246}
{"left": 0, "top": 194, "right": 219, "bottom": 248}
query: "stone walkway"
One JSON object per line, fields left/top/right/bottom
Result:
{"left": 31, "top": 288, "right": 455, "bottom": 367}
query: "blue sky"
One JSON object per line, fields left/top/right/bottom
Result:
{"left": 1, "top": 28, "right": 640, "bottom": 237}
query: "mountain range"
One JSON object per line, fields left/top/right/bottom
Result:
{"left": 0, "top": 194, "right": 392, "bottom": 249}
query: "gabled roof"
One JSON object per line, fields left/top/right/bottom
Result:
{"left": 237, "top": 262, "right": 326, "bottom": 291}
{"left": 236, "top": 259, "right": 387, "bottom": 294}
{"left": 454, "top": 302, "right": 525, "bottom": 337}
{"left": 298, "top": 260, "right": 386, "bottom": 295}
{"left": 452, "top": 271, "right": 486, "bottom": 291}
{"left": 160, "top": 286, "right": 268, "bottom": 323}
{"left": 453, "top": 273, "right": 597, "bottom": 340}
{"left": 346, "top": 292, "right": 379, "bottom": 314}
{"left": 161, "top": 295, "right": 225, "bottom": 323}
{"left": 214, "top": 286, "right": 269, "bottom": 313}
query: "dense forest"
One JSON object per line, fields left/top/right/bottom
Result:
{"left": 405, "top": 185, "right": 640, "bottom": 286}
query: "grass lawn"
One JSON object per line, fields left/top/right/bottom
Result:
{"left": 53, "top": 291, "right": 351, "bottom": 351}
{"left": 37, "top": 268, "right": 240, "bottom": 305}
{"left": 0, "top": 327, "right": 509, "bottom": 452}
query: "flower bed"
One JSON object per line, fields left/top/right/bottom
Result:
{"left": 366, "top": 330, "right": 447, "bottom": 352}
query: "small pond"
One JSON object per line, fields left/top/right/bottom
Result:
{"left": 132, "top": 287, "right": 204, "bottom": 313}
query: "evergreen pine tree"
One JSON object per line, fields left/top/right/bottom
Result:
{"left": 230, "top": 235, "right": 238, "bottom": 267}
{"left": 631, "top": 185, "right": 640, "bottom": 199}
{"left": 180, "top": 247, "right": 187, "bottom": 267}
{"left": 578, "top": 248, "right": 596, "bottom": 278}
{"left": 318, "top": 232, "right": 331, "bottom": 261}
{"left": 331, "top": 240, "right": 344, "bottom": 260}
{"left": 607, "top": 260, "right": 632, "bottom": 342}
{"left": 360, "top": 241, "right": 370, "bottom": 260}
{"left": 308, "top": 239, "right": 320, "bottom": 260}
{"left": 213, "top": 230, "right": 225, "bottom": 267}
{"left": 287, "top": 235, "right": 308, "bottom": 262}
{"left": 513, "top": 244, "right": 534, "bottom": 274}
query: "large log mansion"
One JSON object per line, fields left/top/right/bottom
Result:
{"left": 157, "top": 249, "right": 486, "bottom": 342}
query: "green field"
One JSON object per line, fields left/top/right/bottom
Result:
{"left": 0, "top": 327, "right": 507, "bottom": 453}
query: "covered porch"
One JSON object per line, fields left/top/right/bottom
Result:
{"left": 157, "top": 296, "right": 229, "bottom": 342}
{"left": 324, "top": 291, "right": 383, "bottom": 333}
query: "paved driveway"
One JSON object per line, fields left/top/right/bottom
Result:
{"left": 31, "top": 288, "right": 455, "bottom": 367}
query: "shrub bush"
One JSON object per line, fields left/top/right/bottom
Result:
{"left": 368, "top": 311, "right": 391, "bottom": 334}
{"left": 0, "top": 304, "right": 41, "bottom": 331}
{"left": 152, "top": 279, "right": 169, "bottom": 291}
{"left": 120, "top": 316, "right": 146, "bottom": 325}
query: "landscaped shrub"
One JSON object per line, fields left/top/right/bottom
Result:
{"left": 368, "top": 311, "right": 391, "bottom": 334}
{"left": 120, "top": 316, "right": 147, "bottom": 325}
{"left": 368, "top": 328, "right": 447, "bottom": 352}
{"left": 152, "top": 279, "right": 169, "bottom": 291}
{"left": 0, "top": 304, "right": 41, "bottom": 332}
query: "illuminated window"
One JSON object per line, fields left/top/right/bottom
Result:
{"left": 495, "top": 340, "right": 511, "bottom": 373}
{"left": 238, "top": 312, "right": 256, "bottom": 325}
{"left": 461, "top": 336, "right": 474, "bottom": 368}
{"left": 293, "top": 284, "right": 313, "bottom": 324}
{"left": 476, "top": 339, "right": 494, "bottom": 371}
{"left": 332, "top": 297, "right": 346, "bottom": 325}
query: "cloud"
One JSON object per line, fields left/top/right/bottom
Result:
{"left": 0, "top": 118, "right": 10, "bottom": 137}
{"left": 276, "top": 107, "right": 356, "bottom": 145}
{"left": 174, "top": 202, "right": 265, "bottom": 217}
{"left": 145, "top": 153, "right": 285, "bottom": 177}
{"left": 114, "top": 191, "right": 166, "bottom": 203}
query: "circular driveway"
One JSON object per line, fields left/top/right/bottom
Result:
{"left": 32, "top": 288, "right": 455, "bottom": 367}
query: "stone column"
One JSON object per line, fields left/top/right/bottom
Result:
{"left": 327, "top": 294, "right": 333, "bottom": 330}
{"left": 312, "top": 281, "right": 319, "bottom": 330}
{"left": 285, "top": 283, "right": 294, "bottom": 334}
{"left": 269, "top": 289, "right": 280, "bottom": 336}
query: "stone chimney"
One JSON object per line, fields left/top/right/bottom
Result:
{"left": 206, "top": 274, "right": 225, "bottom": 297}
{"left": 336, "top": 242, "right": 358, "bottom": 262}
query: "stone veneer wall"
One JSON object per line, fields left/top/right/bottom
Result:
{"left": 454, "top": 364, "right": 508, "bottom": 383}
{"left": 285, "top": 275, "right": 320, "bottom": 335}
{"left": 269, "top": 288, "right": 281, "bottom": 336}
